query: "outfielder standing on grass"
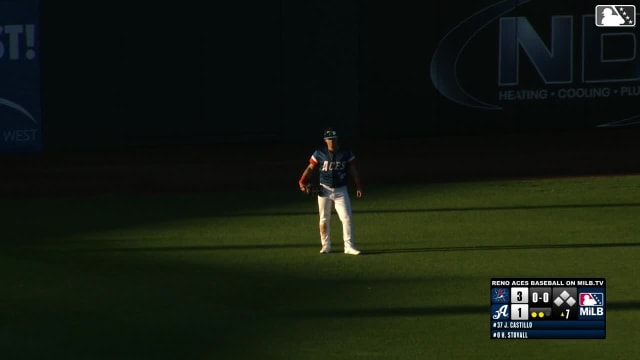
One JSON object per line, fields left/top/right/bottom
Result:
{"left": 298, "top": 127, "right": 363, "bottom": 255}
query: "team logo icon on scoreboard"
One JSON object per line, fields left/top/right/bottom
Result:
{"left": 491, "top": 288, "right": 510, "bottom": 303}
{"left": 491, "top": 304, "right": 510, "bottom": 320}
{"left": 595, "top": 5, "right": 636, "bottom": 27}
{"left": 490, "top": 278, "right": 606, "bottom": 339}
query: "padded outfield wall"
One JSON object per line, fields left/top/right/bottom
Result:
{"left": 359, "top": 0, "right": 640, "bottom": 138}
{"left": 16, "top": 0, "right": 640, "bottom": 151}
{"left": 37, "top": 1, "right": 358, "bottom": 150}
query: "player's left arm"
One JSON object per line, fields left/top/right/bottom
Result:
{"left": 349, "top": 161, "right": 362, "bottom": 198}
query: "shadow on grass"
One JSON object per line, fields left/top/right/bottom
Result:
{"left": 363, "top": 242, "right": 640, "bottom": 255}
{"left": 52, "top": 241, "right": 640, "bottom": 254}
{"left": 285, "top": 300, "right": 640, "bottom": 318}
{"left": 5, "top": 242, "right": 637, "bottom": 359}
{"left": 233, "top": 202, "right": 640, "bottom": 217}
{"left": 76, "top": 243, "right": 317, "bottom": 252}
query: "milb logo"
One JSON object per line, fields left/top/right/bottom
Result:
{"left": 579, "top": 293, "right": 604, "bottom": 317}
{"left": 595, "top": 5, "right": 636, "bottom": 27}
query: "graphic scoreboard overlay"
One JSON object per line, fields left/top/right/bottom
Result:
{"left": 490, "top": 278, "right": 606, "bottom": 339}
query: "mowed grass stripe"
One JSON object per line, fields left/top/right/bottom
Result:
{"left": 1, "top": 174, "right": 638, "bottom": 359}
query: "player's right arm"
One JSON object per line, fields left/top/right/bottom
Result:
{"left": 298, "top": 162, "right": 316, "bottom": 192}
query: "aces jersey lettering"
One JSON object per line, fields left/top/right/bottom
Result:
{"left": 310, "top": 147, "right": 355, "bottom": 188}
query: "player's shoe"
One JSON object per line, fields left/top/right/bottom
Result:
{"left": 344, "top": 247, "right": 360, "bottom": 255}
{"left": 319, "top": 245, "right": 331, "bottom": 254}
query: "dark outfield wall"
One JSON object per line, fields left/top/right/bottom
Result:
{"left": 38, "top": 1, "right": 358, "bottom": 150}
{"left": 35, "top": 1, "right": 640, "bottom": 150}
{"left": 360, "top": 0, "right": 640, "bottom": 138}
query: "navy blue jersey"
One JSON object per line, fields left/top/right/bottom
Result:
{"left": 310, "top": 146, "right": 356, "bottom": 188}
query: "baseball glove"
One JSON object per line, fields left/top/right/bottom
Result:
{"left": 304, "top": 184, "right": 323, "bottom": 196}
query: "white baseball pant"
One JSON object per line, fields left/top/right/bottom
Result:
{"left": 317, "top": 184, "right": 356, "bottom": 250}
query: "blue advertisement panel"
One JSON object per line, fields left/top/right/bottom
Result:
{"left": 0, "top": 0, "right": 41, "bottom": 152}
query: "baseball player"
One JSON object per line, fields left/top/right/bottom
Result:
{"left": 298, "top": 128, "right": 363, "bottom": 255}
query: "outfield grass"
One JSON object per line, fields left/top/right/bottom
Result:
{"left": 1, "top": 175, "right": 639, "bottom": 359}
